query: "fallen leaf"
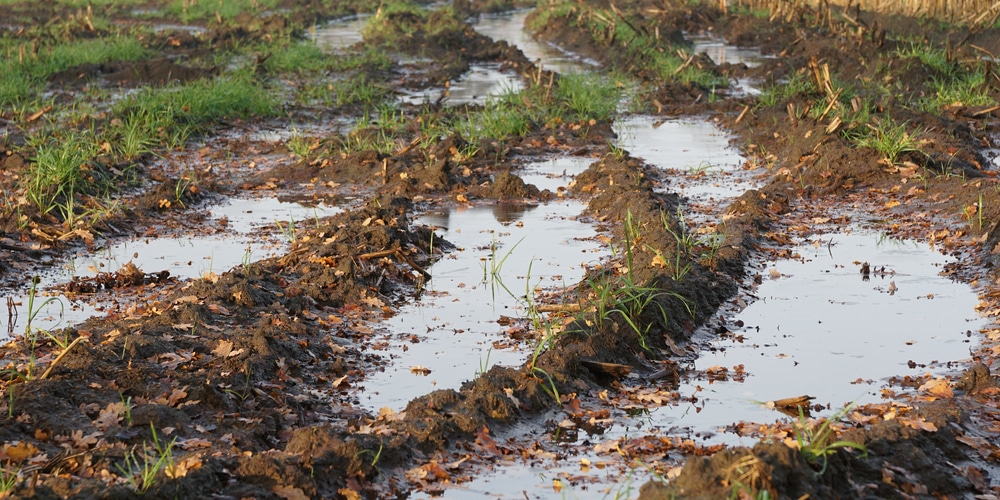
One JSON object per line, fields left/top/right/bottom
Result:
{"left": 272, "top": 485, "right": 309, "bottom": 500}
{"left": 917, "top": 377, "right": 954, "bottom": 399}
{"left": 898, "top": 417, "right": 938, "bottom": 432}
{"left": 94, "top": 402, "right": 125, "bottom": 431}
{"left": 212, "top": 340, "right": 235, "bottom": 358}
{"left": 176, "top": 438, "right": 212, "bottom": 450}
{"left": 0, "top": 442, "right": 39, "bottom": 463}
{"left": 166, "top": 455, "right": 203, "bottom": 478}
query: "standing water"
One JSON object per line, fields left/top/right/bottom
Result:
{"left": 362, "top": 164, "right": 605, "bottom": 411}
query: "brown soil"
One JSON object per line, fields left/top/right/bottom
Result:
{"left": 3, "top": 0, "right": 1000, "bottom": 498}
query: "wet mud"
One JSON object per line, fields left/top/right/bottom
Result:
{"left": 3, "top": 0, "right": 1000, "bottom": 498}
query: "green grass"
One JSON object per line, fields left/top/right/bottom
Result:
{"left": 793, "top": 404, "right": 867, "bottom": 475}
{"left": 113, "top": 72, "right": 280, "bottom": 148}
{"left": 0, "top": 36, "right": 150, "bottom": 108}
{"left": 919, "top": 70, "right": 995, "bottom": 113}
{"left": 116, "top": 425, "right": 176, "bottom": 493}
{"left": 262, "top": 40, "right": 332, "bottom": 74}
{"left": 848, "top": 118, "right": 920, "bottom": 164}
{"left": 167, "top": 0, "right": 279, "bottom": 24}
{"left": 459, "top": 87, "right": 535, "bottom": 142}
{"left": 552, "top": 72, "right": 621, "bottom": 122}
{"left": 22, "top": 130, "right": 104, "bottom": 222}
{"left": 756, "top": 71, "right": 816, "bottom": 109}
{"left": 528, "top": 1, "right": 725, "bottom": 87}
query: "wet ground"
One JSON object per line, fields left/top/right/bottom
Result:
{"left": 2, "top": 0, "right": 1000, "bottom": 498}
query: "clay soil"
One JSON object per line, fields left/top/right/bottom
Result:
{"left": 3, "top": 0, "right": 1000, "bottom": 498}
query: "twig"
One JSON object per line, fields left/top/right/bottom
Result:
{"left": 393, "top": 249, "right": 431, "bottom": 280}
{"left": 39, "top": 336, "right": 86, "bottom": 380}
{"left": 358, "top": 248, "right": 432, "bottom": 280}
{"left": 358, "top": 248, "right": 398, "bottom": 260}
{"left": 25, "top": 105, "right": 52, "bottom": 123}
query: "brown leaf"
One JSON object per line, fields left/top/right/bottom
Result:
{"left": 94, "top": 402, "right": 125, "bottom": 431}
{"left": 176, "top": 438, "right": 212, "bottom": 450}
{"left": 70, "top": 430, "right": 102, "bottom": 450}
{"left": 405, "top": 461, "right": 449, "bottom": 482}
{"left": 0, "top": 441, "right": 40, "bottom": 464}
{"left": 167, "top": 387, "right": 189, "bottom": 407}
{"left": 917, "top": 377, "right": 953, "bottom": 399}
{"left": 898, "top": 417, "right": 938, "bottom": 432}
{"left": 166, "top": 455, "right": 202, "bottom": 479}
{"left": 212, "top": 340, "right": 234, "bottom": 358}
{"left": 272, "top": 485, "right": 309, "bottom": 500}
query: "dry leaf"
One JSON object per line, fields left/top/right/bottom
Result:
{"left": 898, "top": 417, "right": 938, "bottom": 432}
{"left": 166, "top": 455, "right": 203, "bottom": 478}
{"left": 0, "top": 441, "right": 40, "bottom": 463}
{"left": 272, "top": 485, "right": 309, "bottom": 500}
{"left": 94, "top": 402, "right": 125, "bottom": 430}
{"left": 70, "top": 430, "right": 101, "bottom": 450}
{"left": 176, "top": 438, "right": 212, "bottom": 450}
{"left": 917, "top": 377, "right": 954, "bottom": 399}
{"left": 212, "top": 340, "right": 234, "bottom": 358}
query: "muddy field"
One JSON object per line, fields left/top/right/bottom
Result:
{"left": 3, "top": 0, "right": 1000, "bottom": 498}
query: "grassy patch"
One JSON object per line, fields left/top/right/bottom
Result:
{"left": 0, "top": 35, "right": 150, "bottom": 108}
{"left": 847, "top": 118, "right": 920, "bottom": 164}
{"left": 552, "top": 72, "right": 621, "bottom": 122}
{"left": 528, "top": 2, "right": 725, "bottom": 86}
{"left": 167, "top": 0, "right": 279, "bottom": 24}
{"left": 756, "top": 71, "right": 816, "bottom": 109}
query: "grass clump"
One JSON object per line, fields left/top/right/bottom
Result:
{"left": 552, "top": 72, "right": 620, "bottom": 122}
{"left": 113, "top": 73, "right": 280, "bottom": 148}
{"left": 528, "top": 1, "right": 725, "bottom": 87}
{"left": 22, "top": 130, "right": 105, "bottom": 222}
{"left": 0, "top": 35, "right": 150, "bottom": 108}
{"left": 919, "top": 70, "right": 995, "bottom": 113}
{"left": 756, "top": 71, "right": 816, "bottom": 109}
{"left": 116, "top": 425, "right": 177, "bottom": 493}
{"left": 167, "top": 0, "right": 279, "bottom": 24}
{"left": 848, "top": 118, "right": 920, "bottom": 164}
{"left": 793, "top": 404, "right": 867, "bottom": 475}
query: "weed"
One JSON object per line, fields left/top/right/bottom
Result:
{"left": 477, "top": 348, "right": 493, "bottom": 377}
{"left": 22, "top": 130, "right": 103, "bottom": 223}
{"left": 552, "top": 72, "right": 621, "bottom": 122}
{"left": 119, "top": 393, "right": 133, "bottom": 426}
{"left": 116, "top": 425, "right": 176, "bottom": 493}
{"left": 848, "top": 118, "right": 920, "bottom": 165}
{"left": 607, "top": 140, "right": 628, "bottom": 161}
{"left": 286, "top": 128, "right": 316, "bottom": 158}
{"left": 355, "top": 442, "right": 384, "bottom": 467}
{"left": 480, "top": 236, "right": 523, "bottom": 301}
{"left": 0, "top": 464, "right": 19, "bottom": 493}
{"left": 756, "top": 71, "right": 816, "bottom": 109}
{"left": 793, "top": 404, "right": 867, "bottom": 475}
{"left": 275, "top": 216, "right": 297, "bottom": 243}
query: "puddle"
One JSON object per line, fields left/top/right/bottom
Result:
{"left": 687, "top": 32, "right": 766, "bottom": 95}
{"left": 398, "top": 64, "right": 524, "bottom": 106}
{"left": 649, "top": 230, "right": 981, "bottom": 440}
{"left": 518, "top": 156, "right": 594, "bottom": 193}
{"left": 149, "top": 24, "right": 208, "bottom": 35}
{"left": 613, "top": 115, "right": 754, "bottom": 203}
{"left": 308, "top": 15, "right": 369, "bottom": 51}
{"left": 0, "top": 197, "right": 341, "bottom": 344}
{"left": 472, "top": 10, "right": 599, "bottom": 74}
{"left": 423, "top": 229, "right": 984, "bottom": 498}
{"left": 361, "top": 198, "right": 605, "bottom": 412}
{"left": 688, "top": 32, "right": 766, "bottom": 68}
